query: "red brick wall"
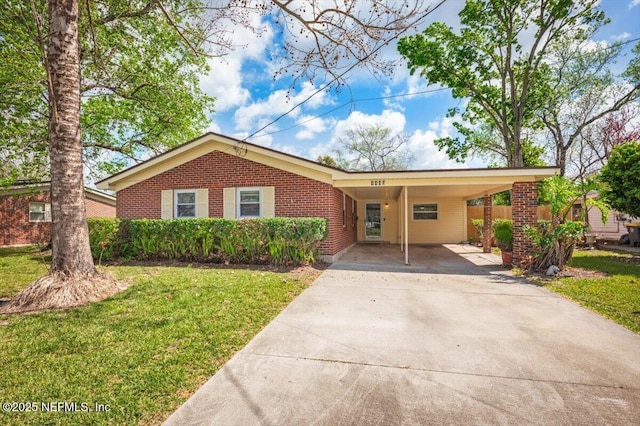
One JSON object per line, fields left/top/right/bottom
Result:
{"left": 512, "top": 181, "right": 538, "bottom": 263}
{"left": 0, "top": 192, "right": 51, "bottom": 246}
{"left": 85, "top": 198, "right": 116, "bottom": 218}
{"left": 318, "top": 188, "right": 358, "bottom": 255}
{"left": 117, "top": 150, "right": 358, "bottom": 255}
{"left": 0, "top": 191, "right": 116, "bottom": 246}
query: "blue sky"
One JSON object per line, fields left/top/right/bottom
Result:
{"left": 200, "top": 0, "right": 640, "bottom": 170}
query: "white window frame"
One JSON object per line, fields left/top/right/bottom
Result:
{"left": 237, "top": 187, "right": 262, "bottom": 218}
{"left": 174, "top": 189, "right": 197, "bottom": 218}
{"left": 29, "top": 202, "right": 51, "bottom": 222}
{"left": 412, "top": 203, "right": 438, "bottom": 221}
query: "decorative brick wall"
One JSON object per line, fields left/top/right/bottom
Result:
{"left": 117, "top": 150, "right": 358, "bottom": 255}
{"left": 512, "top": 181, "right": 538, "bottom": 263}
{"left": 0, "top": 192, "right": 51, "bottom": 246}
{"left": 85, "top": 197, "right": 116, "bottom": 217}
{"left": 482, "top": 195, "right": 492, "bottom": 253}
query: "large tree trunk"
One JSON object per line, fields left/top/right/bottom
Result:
{"left": 47, "top": 0, "right": 95, "bottom": 275}
{"left": 556, "top": 145, "right": 568, "bottom": 177}
{"left": 0, "top": 0, "right": 123, "bottom": 314}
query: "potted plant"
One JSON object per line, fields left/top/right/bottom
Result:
{"left": 493, "top": 219, "right": 513, "bottom": 265}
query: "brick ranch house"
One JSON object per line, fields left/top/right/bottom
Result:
{"left": 0, "top": 182, "right": 116, "bottom": 247}
{"left": 97, "top": 132, "right": 558, "bottom": 263}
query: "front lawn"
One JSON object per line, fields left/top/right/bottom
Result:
{"left": 0, "top": 246, "right": 50, "bottom": 298}
{"left": 544, "top": 249, "right": 640, "bottom": 333}
{"left": 0, "top": 246, "right": 319, "bottom": 425}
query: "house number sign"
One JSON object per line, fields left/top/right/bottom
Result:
{"left": 370, "top": 180, "right": 385, "bottom": 186}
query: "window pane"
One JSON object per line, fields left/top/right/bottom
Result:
{"left": 177, "top": 204, "right": 195, "bottom": 217}
{"left": 177, "top": 192, "right": 195, "bottom": 204}
{"left": 240, "top": 191, "right": 260, "bottom": 203}
{"left": 30, "top": 203, "right": 45, "bottom": 213}
{"left": 414, "top": 212, "right": 437, "bottom": 220}
{"left": 413, "top": 204, "right": 437, "bottom": 220}
{"left": 29, "top": 203, "right": 48, "bottom": 221}
{"left": 30, "top": 212, "right": 45, "bottom": 221}
{"left": 240, "top": 203, "right": 260, "bottom": 217}
{"left": 413, "top": 204, "right": 437, "bottom": 213}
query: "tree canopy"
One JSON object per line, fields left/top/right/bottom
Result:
{"left": 335, "top": 123, "right": 413, "bottom": 171}
{"left": 397, "top": 0, "right": 610, "bottom": 168}
{"left": 539, "top": 36, "right": 640, "bottom": 176}
{"left": 0, "top": 0, "right": 218, "bottom": 183}
{"left": 0, "top": 0, "right": 440, "bottom": 185}
{"left": 599, "top": 141, "right": 640, "bottom": 218}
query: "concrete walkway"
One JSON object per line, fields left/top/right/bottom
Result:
{"left": 165, "top": 244, "right": 640, "bottom": 425}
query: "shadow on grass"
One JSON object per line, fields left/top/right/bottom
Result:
{"left": 569, "top": 253, "right": 640, "bottom": 277}
{"left": 108, "top": 259, "right": 330, "bottom": 274}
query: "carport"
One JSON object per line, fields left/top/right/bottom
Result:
{"left": 334, "top": 167, "right": 558, "bottom": 264}
{"left": 331, "top": 243, "right": 506, "bottom": 275}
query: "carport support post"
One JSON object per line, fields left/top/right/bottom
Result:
{"left": 404, "top": 185, "right": 409, "bottom": 265}
{"left": 483, "top": 194, "right": 492, "bottom": 253}
{"left": 512, "top": 182, "right": 538, "bottom": 264}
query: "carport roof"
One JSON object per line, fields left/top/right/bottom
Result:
{"left": 333, "top": 168, "right": 558, "bottom": 200}
{"left": 96, "top": 132, "right": 559, "bottom": 198}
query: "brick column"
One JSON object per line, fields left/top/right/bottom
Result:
{"left": 512, "top": 182, "right": 538, "bottom": 263}
{"left": 483, "top": 194, "right": 492, "bottom": 253}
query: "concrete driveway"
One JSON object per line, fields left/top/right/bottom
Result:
{"left": 165, "top": 244, "right": 640, "bottom": 425}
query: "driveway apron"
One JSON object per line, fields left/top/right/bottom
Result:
{"left": 164, "top": 244, "right": 640, "bottom": 425}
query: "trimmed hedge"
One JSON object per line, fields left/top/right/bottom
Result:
{"left": 88, "top": 217, "right": 328, "bottom": 264}
{"left": 87, "top": 218, "right": 121, "bottom": 262}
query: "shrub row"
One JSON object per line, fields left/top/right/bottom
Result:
{"left": 87, "top": 217, "right": 328, "bottom": 264}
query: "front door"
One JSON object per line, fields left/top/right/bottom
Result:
{"left": 365, "top": 203, "right": 382, "bottom": 240}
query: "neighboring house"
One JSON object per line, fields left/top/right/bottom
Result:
{"left": 0, "top": 182, "right": 116, "bottom": 247}
{"left": 572, "top": 193, "right": 637, "bottom": 241}
{"left": 97, "top": 133, "right": 557, "bottom": 263}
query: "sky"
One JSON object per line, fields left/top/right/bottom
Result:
{"left": 198, "top": 0, "right": 640, "bottom": 170}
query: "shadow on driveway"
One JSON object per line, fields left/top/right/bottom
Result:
{"left": 331, "top": 243, "right": 511, "bottom": 276}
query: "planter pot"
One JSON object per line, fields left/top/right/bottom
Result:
{"left": 501, "top": 251, "right": 513, "bottom": 266}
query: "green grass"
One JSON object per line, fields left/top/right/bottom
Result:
{"left": 545, "top": 249, "right": 640, "bottom": 333}
{"left": 0, "top": 246, "right": 50, "bottom": 298}
{"left": 0, "top": 246, "right": 318, "bottom": 425}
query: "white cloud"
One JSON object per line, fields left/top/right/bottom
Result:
{"left": 205, "top": 121, "right": 221, "bottom": 134}
{"left": 306, "top": 109, "right": 489, "bottom": 169}
{"left": 630, "top": 0, "right": 640, "bottom": 9}
{"left": 199, "top": 14, "right": 274, "bottom": 112}
{"left": 611, "top": 32, "right": 631, "bottom": 41}
{"left": 382, "top": 86, "right": 403, "bottom": 111}
{"left": 274, "top": 143, "right": 303, "bottom": 157}
{"left": 294, "top": 115, "right": 331, "bottom": 140}
{"left": 234, "top": 81, "right": 333, "bottom": 132}
{"left": 309, "top": 109, "right": 407, "bottom": 160}
{"left": 406, "top": 129, "right": 465, "bottom": 170}
{"left": 408, "top": 116, "right": 487, "bottom": 169}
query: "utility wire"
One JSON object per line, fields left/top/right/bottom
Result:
{"left": 250, "top": 86, "right": 449, "bottom": 139}
{"left": 243, "top": 23, "right": 639, "bottom": 142}
{"left": 242, "top": 0, "right": 449, "bottom": 141}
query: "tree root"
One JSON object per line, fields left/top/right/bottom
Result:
{"left": 0, "top": 270, "right": 126, "bottom": 314}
